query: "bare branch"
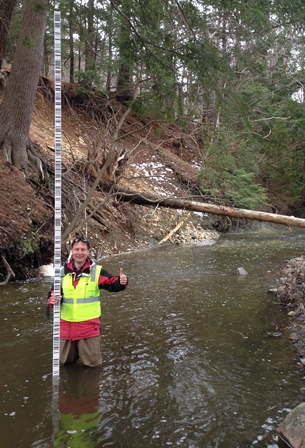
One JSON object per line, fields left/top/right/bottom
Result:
{"left": 62, "top": 85, "right": 140, "bottom": 242}
{"left": 0, "top": 255, "right": 15, "bottom": 285}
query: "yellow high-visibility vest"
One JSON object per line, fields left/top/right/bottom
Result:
{"left": 61, "top": 264, "right": 102, "bottom": 322}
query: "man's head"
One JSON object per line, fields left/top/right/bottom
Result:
{"left": 71, "top": 237, "right": 90, "bottom": 268}
{"left": 71, "top": 236, "right": 90, "bottom": 250}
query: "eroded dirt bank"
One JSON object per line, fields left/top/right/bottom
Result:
{"left": 0, "top": 89, "right": 222, "bottom": 280}
{"left": 0, "top": 153, "right": 220, "bottom": 281}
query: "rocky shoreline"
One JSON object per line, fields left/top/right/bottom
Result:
{"left": 276, "top": 256, "right": 305, "bottom": 367}
{"left": 275, "top": 256, "right": 305, "bottom": 448}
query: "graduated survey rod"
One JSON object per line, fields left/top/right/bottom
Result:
{"left": 114, "top": 189, "right": 305, "bottom": 229}
{"left": 53, "top": 10, "right": 62, "bottom": 378}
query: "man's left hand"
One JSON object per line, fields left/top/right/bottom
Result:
{"left": 119, "top": 267, "right": 128, "bottom": 286}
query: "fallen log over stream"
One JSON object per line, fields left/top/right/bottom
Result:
{"left": 115, "top": 189, "right": 305, "bottom": 229}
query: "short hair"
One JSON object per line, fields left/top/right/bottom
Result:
{"left": 71, "top": 236, "right": 90, "bottom": 249}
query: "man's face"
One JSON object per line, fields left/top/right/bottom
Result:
{"left": 72, "top": 241, "right": 90, "bottom": 267}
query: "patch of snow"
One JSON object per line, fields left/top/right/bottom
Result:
{"left": 132, "top": 158, "right": 180, "bottom": 195}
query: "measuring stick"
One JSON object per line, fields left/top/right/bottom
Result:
{"left": 53, "top": 10, "right": 62, "bottom": 378}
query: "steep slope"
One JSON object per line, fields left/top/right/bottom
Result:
{"left": 0, "top": 91, "right": 218, "bottom": 279}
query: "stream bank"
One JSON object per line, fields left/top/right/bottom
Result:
{"left": 276, "top": 255, "right": 305, "bottom": 368}
{"left": 275, "top": 255, "right": 305, "bottom": 448}
{"left": 0, "top": 88, "right": 224, "bottom": 281}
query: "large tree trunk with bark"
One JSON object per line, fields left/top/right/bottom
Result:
{"left": 115, "top": 189, "right": 305, "bottom": 229}
{"left": 0, "top": 0, "right": 48, "bottom": 172}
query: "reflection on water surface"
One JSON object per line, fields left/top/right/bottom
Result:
{"left": 1, "top": 228, "right": 305, "bottom": 447}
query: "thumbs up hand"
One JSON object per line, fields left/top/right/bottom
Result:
{"left": 119, "top": 267, "right": 128, "bottom": 286}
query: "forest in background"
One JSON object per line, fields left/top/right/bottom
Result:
{"left": 0, "top": 0, "right": 305, "bottom": 272}
{"left": 1, "top": 1, "right": 305, "bottom": 214}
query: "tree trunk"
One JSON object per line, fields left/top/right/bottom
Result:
{"left": 115, "top": 2, "right": 133, "bottom": 102}
{"left": 85, "top": 0, "right": 95, "bottom": 75}
{"left": 0, "top": 0, "right": 17, "bottom": 68}
{"left": 68, "top": 0, "right": 75, "bottom": 83}
{"left": 106, "top": 2, "right": 114, "bottom": 94}
{"left": 0, "top": 0, "right": 48, "bottom": 171}
{"left": 115, "top": 189, "right": 305, "bottom": 229}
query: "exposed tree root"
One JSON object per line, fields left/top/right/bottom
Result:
{"left": 0, "top": 255, "right": 15, "bottom": 285}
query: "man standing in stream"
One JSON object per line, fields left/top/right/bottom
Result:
{"left": 47, "top": 236, "right": 128, "bottom": 367}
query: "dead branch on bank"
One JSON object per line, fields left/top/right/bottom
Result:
{"left": 159, "top": 214, "right": 190, "bottom": 244}
{"left": 114, "top": 188, "right": 305, "bottom": 229}
{"left": 62, "top": 85, "right": 140, "bottom": 242}
{"left": 0, "top": 255, "right": 15, "bottom": 285}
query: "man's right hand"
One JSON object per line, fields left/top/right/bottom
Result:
{"left": 48, "top": 291, "right": 59, "bottom": 305}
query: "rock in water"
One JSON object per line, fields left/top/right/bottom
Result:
{"left": 277, "top": 402, "right": 305, "bottom": 448}
{"left": 237, "top": 267, "right": 248, "bottom": 276}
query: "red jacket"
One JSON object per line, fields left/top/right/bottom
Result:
{"left": 47, "top": 258, "right": 128, "bottom": 341}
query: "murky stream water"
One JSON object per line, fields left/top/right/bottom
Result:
{"left": 1, "top": 227, "right": 305, "bottom": 448}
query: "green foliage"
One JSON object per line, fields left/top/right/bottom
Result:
{"left": 18, "top": 235, "right": 39, "bottom": 259}
{"left": 5, "top": 0, "right": 305, "bottom": 213}
{"left": 198, "top": 148, "right": 269, "bottom": 210}
{"left": 130, "top": 94, "right": 152, "bottom": 119}
{"left": 222, "top": 170, "right": 269, "bottom": 209}
{"left": 75, "top": 69, "right": 101, "bottom": 90}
